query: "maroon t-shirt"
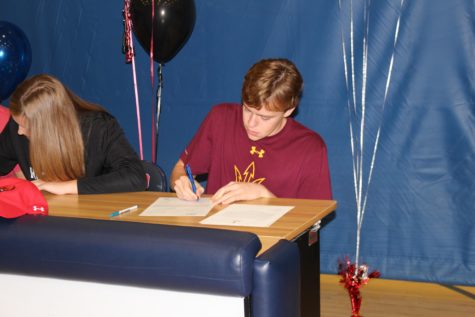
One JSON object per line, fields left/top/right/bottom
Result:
{"left": 180, "top": 103, "right": 332, "bottom": 200}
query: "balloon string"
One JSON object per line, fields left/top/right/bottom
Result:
{"left": 355, "top": 0, "right": 371, "bottom": 268}
{"left": 123, "top": 0, "right": 143, "bottom": 160}
{"left": 150, "top": 0, "right": 156, "bottom": 163}
{"left": 339, "top": 0, "right": 404, "bottom": 269}
{"left": 130, "top": 34, "right": 144, "bottom": 160}
{"left": 338, "top": 0, "right": 359, "bottom": 224}
{"left": 360, "top": 0, "right": 404, "bottom": 224}
{"left": 155, "top": 64, "right": 163, "bottom": 165}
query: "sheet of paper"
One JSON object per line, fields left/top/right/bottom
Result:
{"left": 200, "top": 204, "right": 294, "bottom": 227}
{"left": 140, "top": 197, "right": 213, "bottom": 217}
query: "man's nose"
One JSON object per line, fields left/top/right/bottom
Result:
{"left": 247, "top": 113, "right": 258, "bottom": 127}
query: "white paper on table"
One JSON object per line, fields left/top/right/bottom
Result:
{"left": 140, "top": 197, "right": 213, "bottom": 217}
{"left": 200, "top": 204, "right": 294, "bottom": 227}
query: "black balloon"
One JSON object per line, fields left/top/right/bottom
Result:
{"left": 0, "top": 21, "right": 32, "bottom": 102}
{"left": 130, "top": 0, "right": 196, "bottom": 64}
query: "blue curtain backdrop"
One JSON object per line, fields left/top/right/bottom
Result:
{"left": 0, "top": 0, "right": 473, "bottom": 285}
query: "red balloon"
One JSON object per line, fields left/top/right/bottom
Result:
{"left": 130, "top": 0, "right": 196, "bottom": 64}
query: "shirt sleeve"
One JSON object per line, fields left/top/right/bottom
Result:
{"left": 77, "top": 113, "right": 147, "bottom": 194}
{"left": 296, "top": 138, "right": 333, "bottom": 200}
{"left": 179, "top": 107, "right": 219, "bottom": 175}
{"left": 0, "top": 118, "right": 20, "bottom": 176}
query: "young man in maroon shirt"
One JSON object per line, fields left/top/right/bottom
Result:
{"left": 171, "top": 58, "right": 332, "bottom": 204}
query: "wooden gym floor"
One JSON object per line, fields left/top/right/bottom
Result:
{"left": 320, "top": 274, "right": 475, "bottom": 317}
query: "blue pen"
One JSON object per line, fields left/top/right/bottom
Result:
{"left": 185, "top": 164, "right": 198, "bottom": 198}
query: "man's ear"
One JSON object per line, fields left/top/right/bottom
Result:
{"left": 284, "top": 107, "right": 296, "bottom": 118}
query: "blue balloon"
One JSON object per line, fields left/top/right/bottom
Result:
{"left": 0, "top": 21, "right": 32, "bottom": 102}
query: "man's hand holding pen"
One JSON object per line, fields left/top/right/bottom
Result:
{"left": 173, "top": 164, "right": 204, "bottom": 201}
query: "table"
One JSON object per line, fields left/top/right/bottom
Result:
{"left": 45, "top": 192, "right": 336, "bottom": 317}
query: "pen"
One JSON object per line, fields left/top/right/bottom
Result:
{"left": 110, "top": 205, "right": 138, "bottom": 218}
{"left": 185, "top": 164, "right": 198, "bottom": 198}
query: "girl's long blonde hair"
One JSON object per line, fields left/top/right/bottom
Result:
{"left": 9, "top": 74, "right": 105, "bottom": 181}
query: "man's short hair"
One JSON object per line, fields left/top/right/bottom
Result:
{"left": 241, "top": 58, "right": 303, "bottom": 112}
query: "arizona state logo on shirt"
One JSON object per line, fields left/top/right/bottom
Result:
{"left": 234, "top": 161, "right": 265, "bottom": 184}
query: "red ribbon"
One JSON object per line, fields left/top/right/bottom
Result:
{"left": 150, "top": 0, "right": 157, "bottom": 164}
{"left": 123, "top": 0, "right": 134, "bottom": 63}
{"left": 122, "top": 0, "right": 144, "bottom": 160}
{"left": 338, "top": 258, "right": 380, "bottom": 317}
